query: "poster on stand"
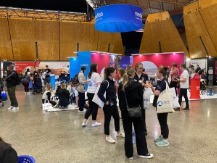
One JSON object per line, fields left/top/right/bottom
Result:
{"left": 39, "top": 62, "right": 69, "bottom": 76}
{"left": 186, "top": 58, "right": 207, "bottom": 71}
{"left": 15, "top": 61, "right": 40, "bottom": 74}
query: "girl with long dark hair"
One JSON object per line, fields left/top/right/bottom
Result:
{"left": 98, "top": 67, "right": 125, "bottom": 144}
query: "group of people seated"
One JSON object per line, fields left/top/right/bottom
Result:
{"left": 42, "top": 81, "right": 78, "bottom": 109}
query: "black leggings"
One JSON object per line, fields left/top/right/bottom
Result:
{"left": 78, "top": 92, "right": 85, "bottom": 111}
{"left": 157, "top": 113, "right": 169, "bottom": 139}
{"left": 85, "top": 93, "right": 99, "bottom": 120}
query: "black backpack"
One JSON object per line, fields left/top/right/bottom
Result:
{"left": 71, "top": 74, "right": 79, "bottom": 84}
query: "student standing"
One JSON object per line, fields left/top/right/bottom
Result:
{"left": 118, "top": 66, "right": 153, "bottom": 160}
{"left": 177, "top": 64, "right": 190, "bottom": 110}
{"left": 5, "top": 64, "right": 19, "bottom": 111}
{"left": 151, "top": 67, "right": 170, "bottom": 147}
{"left": 77, "top": 66, "right": 87, "bottom": 112}
{"left": 134, "top": 62, "right": 149, "bottom": 135}
{"left": 82, "top": 64, "right": 102, "bottom": 127}
{"left": 169, "top": 63, "right": 179, "bottom": 95}
{"left": 98, "top": 67, "right": 125, "bottom": 144}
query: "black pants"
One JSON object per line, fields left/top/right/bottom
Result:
{"left": 22, "top": 82, "right": 29, "bottom": 92}
{"left": 85, "top": 93, "right": 99, "bottom": 120}
{"left": 157, "top": 113, "right": 169, "bottom": 139}
{"left": 78, "top": 92, "right": 85, "bottom": 111}
{"left": 178, "top": 88, "right": 189, "bottom": 108}
{"left": 141, "top": 109, "right": 147, "bottom": 134}
{"left": 169, "top": 81, "right": 178, "bottom": 95}
{"left": 7, "top": 86, "right": 18, "bottom": 107}
{"left": 122, "top": 110, "right": 149, "bottom": 158}
{"left": 103, "top": 104, "right": 120, "bottom": 135}
{"left": 44, "top": 77, "right": 50, "bottom": 85}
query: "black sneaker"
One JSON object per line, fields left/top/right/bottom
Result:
{"left": 138, "top": 153, "right": 154, "bottom": 159}
{"left": 184, "top": 107, "right": 189, "bottom": 110}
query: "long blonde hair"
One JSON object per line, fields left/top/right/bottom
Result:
{"left": 122, "top": 66, "right": 135, "bottom": 91}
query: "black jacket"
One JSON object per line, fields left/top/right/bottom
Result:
{"left": 6, "top": 71, "right": 17, "bottom": 88}
{"left": 118, "top": 79, "right": 144, "bottom": 111}
{"left": 57, "top": 88, "right": 70, "bottom": 105}
{"left": 0, "top": 142, "right": 18, "bottom": 163}
{"left": 98, "top": 78, "right": 116, "bottom": 104}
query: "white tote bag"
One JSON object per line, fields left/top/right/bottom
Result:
{"left": 143, "top": 87, "right": 153, "bottom": 109}
{"left": 92, "top": 81, "right": 109, "bottom": 108}
{"left": 157, "top": 83, "right": 175, "bottom": 113}
{"left": 173, "top": 96, "right": 180, "bottom": 108}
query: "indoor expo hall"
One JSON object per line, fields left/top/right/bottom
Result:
{"left": 1, "top": 0, "right": 217, "bottom": 163}
{"left": 1, "top": 86, "right": 217, "bottom": 162}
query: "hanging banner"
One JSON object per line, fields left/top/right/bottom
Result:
{"left": 95, "top": 4, "right": 143, "bottom": 32}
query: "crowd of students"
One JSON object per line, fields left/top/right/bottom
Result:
{"left": 0, "top": 61, "right": 192, "bottom": 160}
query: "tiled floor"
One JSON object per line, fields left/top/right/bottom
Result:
{"left": 0, "top": 87, "right": 217, "bottom": 163}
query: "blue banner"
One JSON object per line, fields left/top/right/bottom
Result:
{"left": 69, "top": 51, "right": 91, "bottom": 79}
{"left": 95, "top": 4, "right": 143, "bottom": 32}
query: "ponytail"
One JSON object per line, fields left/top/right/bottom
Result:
{"left": 122, "top": 73, "right": 129, "bottom": 91}
{"left": 122, "top": 66, "right": 135, "bottom": 92}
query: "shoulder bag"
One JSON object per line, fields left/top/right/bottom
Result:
{"left": 124, "top": 93, "right": 142, "bottom": 118}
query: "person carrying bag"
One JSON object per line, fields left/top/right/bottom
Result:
{"left": 118, "top": 66, "right": 153, "bottom": 160}
{"left": 151, "top": 67, "right": 174, "bottom": 147}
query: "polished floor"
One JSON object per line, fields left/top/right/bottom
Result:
{"left": 1, "top": 86, "right": 217, "bottom": 163}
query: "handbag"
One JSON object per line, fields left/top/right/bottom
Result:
{"left": 124, "top": 93, "right": 142, "bottom": 118}
{"left": 157, "top": 82, "right": 175, "bottom": 113}
{"left": 92, "top": 80, "right": 109, "bottom": 108}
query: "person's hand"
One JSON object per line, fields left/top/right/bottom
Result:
{"left": 106, "top": 101, "right": 109, "bottom": 105}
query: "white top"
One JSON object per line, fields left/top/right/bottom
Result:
{"left": 180, "top": 70, "right": 189, "bottom": 89}
{"left": 87, "top": 72, "right": 102, "bottom": 93}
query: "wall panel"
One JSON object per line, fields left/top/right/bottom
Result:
{"left": 0, "top": 18, "right": 13, "bottom": 60}
{"left": 184, "top": 1, "right": 217, "bottom": 58}
{"left": 199, "top": 0, "right": 217, "bottom": 56}
{"left": 140, "top": 11, "right": 188, "bottom": 55}
{"left": 1, "top": 16, "right": 123, "bottom": 60}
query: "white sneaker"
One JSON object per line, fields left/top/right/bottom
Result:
{"left": 117, "top": 131, "right": 125, "bottom": 138}
{"left": 138, "top": 153, "right": 154, "bottom": 159}
{"left": 10, "top": 107, "right": 19, "bottom": 112}
{"left": 82, "top": 122, "right": 87, "bottom": 127}
{"left": 92, "top": 122, "right": 101, "bottom": 127}
{"left": 106, "top": 136, "right": 116, "bottom": 144}
{"left": 8, "top": 106, "right": 13, "bottom": 110}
